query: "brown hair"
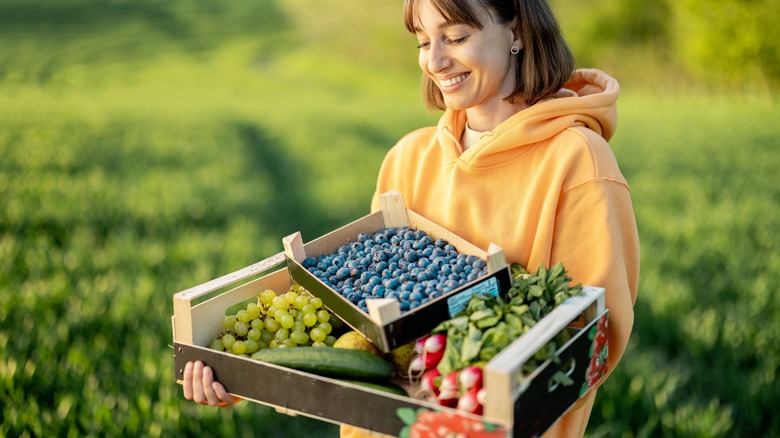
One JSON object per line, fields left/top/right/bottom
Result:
{"left": 403, "top": 0, "right": 576, "bottom": 109}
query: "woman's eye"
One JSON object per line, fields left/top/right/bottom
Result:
{"left": 446, "top": 36, "right": 468, "bottom": 44}
{"left": 416, "top": 41, "right": 430, "bottom": 49}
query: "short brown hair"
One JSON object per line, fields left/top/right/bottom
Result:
{"left": 403, "top": 0, "right": 576, "bottom": 109}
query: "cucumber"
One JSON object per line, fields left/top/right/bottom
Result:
{"left": 251, "top": 347, "right": 394, "bottom": 380}
{"left": 338, "top": 379, "right": 408, "bottom": 397}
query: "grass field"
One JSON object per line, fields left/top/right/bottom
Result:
{"left": 1, "top": 1, "right": 778, "bottom": 436}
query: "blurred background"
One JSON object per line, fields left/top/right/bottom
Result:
{"left": 1, "top": 0, "right": 778, "bottom": 436}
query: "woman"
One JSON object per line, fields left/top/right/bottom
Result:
{"left": 185, "top": 0, "right": 640, "bottom": 436}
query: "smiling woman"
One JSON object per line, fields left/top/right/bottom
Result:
{"left": 183, "top": 0, "right": 639, "bottom": 437}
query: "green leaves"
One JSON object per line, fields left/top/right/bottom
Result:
{"left": 433, "top": 262, "right": 584, "bottom": 377}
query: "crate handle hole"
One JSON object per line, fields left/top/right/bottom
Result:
{"left": 547, "top": 358, "right": 576, "bottom": 393}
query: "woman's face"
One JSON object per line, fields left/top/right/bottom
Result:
{"left": 413, "top": 0, "right": 518, "bottom": 114}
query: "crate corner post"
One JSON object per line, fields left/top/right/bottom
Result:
{"left": 379, "top": 190, "right": 411, "bottom": 229}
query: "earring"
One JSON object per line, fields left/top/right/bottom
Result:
{"left": 511, "top": 45, "right": 520, "bottom": 55}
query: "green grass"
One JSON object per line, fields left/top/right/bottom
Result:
{"left": 1, "top": 1, "right": 778, "bottom": 436}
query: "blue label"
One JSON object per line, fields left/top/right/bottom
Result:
{"left": 447, "top": 276, "right": 499, "bottom": 317}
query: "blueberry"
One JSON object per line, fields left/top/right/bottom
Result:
{"left": 358, "top": 232, "right": 371, "bottom": 243}
{"left": 303, "top": 256, "right": 318, "bottom": 268}
{"left": 336, "top": 267, "right": 350, "bottom": 280}
{"left": 419, "top": 236, "right": 433, "bottom": 246}
{"left": 413, "top": 230, "right": 427, "bottom": 240}
{"left": 435, "top": 238, "right": 449, "bottom": 248}
{"left": 372, "top": 285, "right": 386, "bottom": 298}
{"left": 400, "top": 301, "right": 411, "bottom": 311}
{"left": 404, "top": 251, "right": 418, "bottom": 263}
{"left": 385, "top": 291, "right": 399, "bottom": 300}
{"left": 410, "top": 291, "right": 423, "bottom": 302}
{"left": 467, "top": 272, "right": 479, "bottom": 282}
{"left": 384, "top": 278, "right": 400, "bottom": 289}
{"left": 400, "top": 291, "right": 411, "bottom": 301}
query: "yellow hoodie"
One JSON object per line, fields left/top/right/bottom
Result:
{"left": 343, "top": 69, "right": 639, "bottom": 437}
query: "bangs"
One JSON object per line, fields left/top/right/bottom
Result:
{"left": 403, "top": 0, "right": 485, "bottom": 33}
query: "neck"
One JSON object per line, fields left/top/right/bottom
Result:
{"left": 465, "top": 99, "right": 528, "bottom": 132}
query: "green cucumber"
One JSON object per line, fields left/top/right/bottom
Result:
{"left": 338, "top": 379, "right": 408, "bottom": 397}
{"left": 251, "top": 347, "right": 394, "bottom": 380}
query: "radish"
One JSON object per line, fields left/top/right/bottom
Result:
{"left": 420, "top": 368, "right": 441, "bottom": 396}
{"left": 458, "top": 365, "right": 483, "bottom": 390}
{"left": 437, "top": 387, "right": 459, "bottom": 408}
{"left": 476, "top": 387, "right": 488, "bottom": 406}
{"left": 422, "top": 348, "right": 444, "bottom": 370}
{"left": 439, "top": 370, "right": 460, "bottom": 394}
{"left": 414, "top": 335, "right": 430, "bottom": 354}
{"left": 423, "top": 334, "right": 446, "bottom": 354}
{"left": 457, "top": 387, "right": 483, "bottom": 415}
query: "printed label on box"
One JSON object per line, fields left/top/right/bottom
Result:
{"left": 447, "top": 276, "right": 499, "bottom": 317}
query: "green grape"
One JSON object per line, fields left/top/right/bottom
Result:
{"left": 273, "top": 309, "right": 287, "bottom": 323}
{"left": 233, "top": 321, "right": 249, "bottom": 337}
{"left": 251, "top": 318, "right": 264, "bottom": 330}
{"left": 246, "top": 302, "right": 261, "bottom": 319}
{"left": 222, "top": 315, "right": 238, "bottom": 329}
{"left": 260, "top": 289, "right": 276, "bottom": 304}
{"left": 264, "top": 317, "right": 280, "bottom": 332}
{"left": 237, "top": 310, "right": 252, "bottom": 323}
{"left": 280, "top": 314, "right": 295, "bottom": 329}
{"left": 289, "top": 284, "right": 305, "bottom": 295}
{"left": 330, "top": 316, "right": 344, "bottom": 330}
{"left": 272, "top": 296, "right": 290, "bottom": 311}
{"left": 316, "top": 310, "right": 330, "bottom": 323}
{"left": 310, "top": 297, "right": 323, "bottom": 309}
{"left": 281, "top": 339, "right": 296, "bottom": 348}
{"left": 311, "top": 341, "right": 328, "bottom": 348}
{"left": 244, "top": 339, "right": 259, "bottom": 354}
{"left": 268, "top": 340, "right": 280, "bottom": 349}
{"left": 260, "top": 329, "right": 274, "bottom": 343}
{"left": 324, "top": 335, "right": 337, "bottom": 346}
{"left": 288, "top": 308, "right": 299, "bottom": 318}
{"left": 247, "top": 328, "right": 262, "bottom": 341}
{"left": 209, "top": 338, "right": 224, "bottom": 351}
{"left": 274, "top": 328, "right": 290, "bottom": 342}
{"left": 301, "top": 304, "right": 316, "bottom": 315}
{"left": 284, "top": 291, "right": 298, "bottom": 304}
{"left": 222, "top": 333, "right": 236, "bottom": 350}
{"left": 316, "top": 322, "right": 332, "bottom": 335}
{"left": 294, "top": 295, "right": 309, "bottom": 310}
{"left": 257, "top": 340, "right": 269, "bottom": 350}
{"left": 303, "top": 312, "right": 318, "bottom": 327}
{"left": 292, "top": 321, "right": 306, "bottom": 333}
{"left": 290, "top": 331, "right": 310, "bottom": 345}
{"left": 232, "top": 340, "right": 247, "bottom": 355}
{"left": 309, "top": 327, "right": 326, "bottom": 343}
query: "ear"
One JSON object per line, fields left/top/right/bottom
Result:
{"left": 510, "top": 17, "right": 522, "bottom": 50}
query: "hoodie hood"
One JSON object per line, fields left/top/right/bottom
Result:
{"left": 437, "top": 68, "right": 620, "bottom": 169}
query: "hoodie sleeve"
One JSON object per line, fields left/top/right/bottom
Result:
{"left": 550, "top": 129, "right": 640, "bottom": 378}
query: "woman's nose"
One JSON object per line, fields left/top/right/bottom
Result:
{"left": 425, "top": 43, "right": 450, "bottom": 74}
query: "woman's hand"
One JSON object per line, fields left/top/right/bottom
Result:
{"left": 182, "top": 360, "right": 243, "bottom": 407}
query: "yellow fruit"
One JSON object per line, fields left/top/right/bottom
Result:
{"left": 333, "top": 331, "right": 383, "bottom": 357}
{"left": 390, "top": 341, "right": 417, "bottom": 379}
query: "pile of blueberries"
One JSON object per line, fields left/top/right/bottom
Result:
{"left": 301, "top": 227, "right": 489, "bottom": 313}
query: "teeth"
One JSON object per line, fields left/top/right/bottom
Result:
{"left": 441, "top": 73, "right": 468, "bottom": 87}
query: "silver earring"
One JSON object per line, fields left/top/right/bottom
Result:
{"left": 511, "top": 45, "right": 520, "bottom": 55}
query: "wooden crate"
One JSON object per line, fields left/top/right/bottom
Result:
{"left": 171, "top": 253, "right": 609, "bottom": 437}
{"left": 283, "top": 190, "right": 513, "bottom": 353}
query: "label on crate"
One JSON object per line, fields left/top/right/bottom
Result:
{"left": 446, "top": 276, "right": 499, "bottom": 317}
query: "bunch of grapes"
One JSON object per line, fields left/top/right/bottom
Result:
{"left": 209, "top": 284, "right": 341, "bottom": 358}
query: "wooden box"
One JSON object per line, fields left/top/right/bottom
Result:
{"left": 172, "top": 253, "right": 609, "bottom": 437}
{"left": 282, "top": 190, "right": 513, "bottom": 353}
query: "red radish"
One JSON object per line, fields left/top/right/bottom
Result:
{"left": 423, "top": 334, "right": 446, "bottom": 354}
{"left": 421, "top": 368, "right": 441, "bottom": 396}
{"left": 458, "top": 365, "right": 483, "bottom": 390}
{"left": 476, "top": 387, "right": 488, "bottom": 406}
{"left": 422, "top": 348, "right": 444, "bottom": 370}
{"left": 408, "top": 355, "right": 424, "bottom": 377}
{"left": 457, "top": 387, "right": 483, "bottom": 415}
{"left": 439, "top": 371, "right": 460, "bottom": 395}
{"left": 437, "top": 388, "right": 459, "bottom": 408}
{"left": 414, "top": 335, "right": 430, "bottom": 354}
